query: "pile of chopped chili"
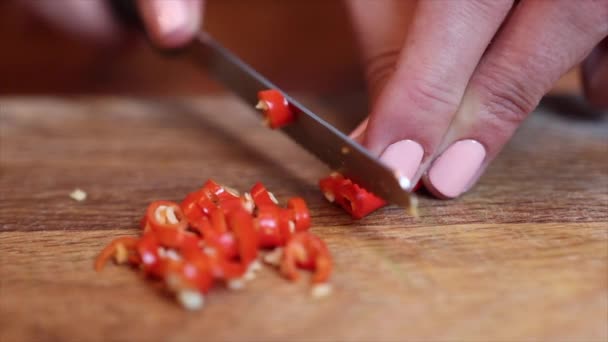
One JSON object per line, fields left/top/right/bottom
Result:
{"left": 95, "top": 180, "right": 332, "bottom": 310}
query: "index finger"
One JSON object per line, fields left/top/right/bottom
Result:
{"left": 355, "top": 0, "right": 513, "bottom": 183}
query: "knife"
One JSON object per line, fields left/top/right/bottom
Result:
{"left": 108, "top": 1, "right": 413, "bottom": 208}
{"left": 185, "top": 33, "right": 413, "bottom": 208}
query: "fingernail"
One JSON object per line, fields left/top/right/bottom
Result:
{"left": 429, "top": 139, "right": 485, "bottom": 198}
{"left": 379, "top": 140, "right": 424, "bottom": 181}
{"left": 150, "top": 0, "right": 192, "bottom": 37}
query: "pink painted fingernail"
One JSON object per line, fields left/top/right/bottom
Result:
{"left": 379, "top": 140, "right": 424, "bottom": 181}
{"left": 151, "top": 0, "right": 190, "bottom": 36}
{"left": 429, "top": 139, "right": 485, "bottom": 198}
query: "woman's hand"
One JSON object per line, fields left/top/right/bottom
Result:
{"left": 20, "top": 0, "right": 203, "bottom": 47}
{"left": 348, "top": 0, "right": 608, "bottom": 199}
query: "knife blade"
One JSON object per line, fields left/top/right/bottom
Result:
{"left": 186, "top": 32, "right": 413, "bottom": 208}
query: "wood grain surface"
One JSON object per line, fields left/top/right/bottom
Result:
{"left": 0, "top": 97, "right": 607, "bottom": 341}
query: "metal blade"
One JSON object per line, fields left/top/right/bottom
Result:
{"left": 186, "top": 32, "right": 412, "bottom": 207}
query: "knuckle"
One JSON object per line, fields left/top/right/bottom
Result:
{"left": 474, "top": 60, "right": 540, "bottom": 125}
{"left": 364, "top": 49, "right": 401, "bottom": 90}
{"left": 465, "top": 0, "right": 513, "bottom": 20}
{"left": 405, "top": 75, "right": 462, "bottom": 114}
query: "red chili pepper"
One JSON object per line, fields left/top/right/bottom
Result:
{"left": 215, "top": 232, "right": 239, "bottom": 258}
{"left": 161, "top": 257, "right": 214, "bottom": 294}
{"left": 278, "top": 208, "right": 295, "bottom": 244}
{"left": 255, "top": 205, "right": 283, "bottom": 248}
{"left": 217, "top": 196, "right": 250, "bottom": 215}
{"left": 145, "top": 200, "right": 188, "bottom": 231}
{"left": 188, "top": 181, "right": 225, "bottom": 216}
{"left": 181, "top": 239, "right": 245, "bottom": 279}
{"left": 155, "top": 228, "right": 200, "bottom": 250}
{"left": 94, "top": 236, "right": 139, "bottom": 272}
{"left": 256, "top": 90, "right": 295, "bottom": 129}
{"left": 319, "top": 173, "right": 386, "bottom": 219}
{"left": 250, "top": 182, "right": 278, "bottom": 207}
{"left": 199, "top": 180, "right": 252, "bottom": 215}
{"left": 95, "top": 179, "right": 334, "bottom": 309}
{"left": 181, "top": 190, "right": 206, "bottom": 223}
{"left": 227, "top": 209, "right": 258, "bottom": 265}
{"left": 190, "top": 217, "right": 239, "bottom": 259}
{"left": 287, "top": 197, "right": 311, "bottom": 232}
{"left": 203, "top": 179, "right": 240, "bottom": 203}
{"left": 137, "top": 233, "right": 163, "bottom": 277}
{"left": 209, "top": 207, "right": 228, "bottom": 233}
{"left": 201, "top": 179, "right": 224, "bottom": 198}
{"left": 197, "top": 196, "right": 218, "bottom": 216}
{"left": 280, "top": 232, "right": 332, "bottom": 284}
{"left": 207, "top": 251, "right": 247, "bottom": 279}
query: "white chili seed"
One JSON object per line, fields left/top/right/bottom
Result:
{"left": 227, "top": 279, "right": 245, "bottom": 290}
{"left": 113, "top": 243, "right": 128, "bottom": 264}
{"left": 177, "top": 290, "right": 205, "bottom": 311}
{"left": 288, "top": 221, "right": 296, "bottom": 234}
{"left": 69, "top": 188, "right": 87, "bottom": 202}
{"left": 165, "top": 206, "right": 179, "bottom": 224}
{"left": 311, "top": 283, "right": 333, "bottom": 299}
{"left": 268, "top": 192, "right": 279, "bottom": 204}
{"left": 263, "top": 248, "right": 283, "bottom": 266}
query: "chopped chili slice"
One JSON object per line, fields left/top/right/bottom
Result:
{"left": 201, "top": 179, "right": 225, "bottom": 198}
{"left": 209, "top": 207, "right": 228, "bottom": 234}
{"left": 182, "top": 241, "right": 245, "bottom": 279}
{"left": 189, "top": 180, "right": 239, "bottom": 216}
{"left": 94, "top": 236, "right": 139, "bottom": 272}
{"left": 155, "top": 227, "right": 200, "bottom": 250}
{"left": 137, "top": 233, "right": 163, "bottom": 278}
{"left": 250, "top": 182, "right": 278, "bottom": 207}
{"left": 227, "top": 209, "right": 258, "bottom": 266}
{"left": 217, "top": 196, "right": 249, "bottom": 215}
{"left": 203, "top": 179, "right": 240, "bottom": 202}
{"left": 319, "top": 173, "right": 386, "bottom": 219}
{"left": 280, "top": 232, "right": 332, "bottom": 284}
{"left": 193, "top": 193, "right": 216, "bottom": 217}
{"left": 146, "top": 200, "right": 188, "bottom": 231}
{"left": 278, "top": 208, "right": 295, "bottom": 244}
{"left": 256, "top": 90, "right": 295, "bottom": 129}
{"left": 161, "top": 257, "right": 214, "bottom": 294}
{"left": 190, "top": 217, "right": 239, "bottom": 259}
{"left": 207, "top": 252, "right": 247, "bottom": 280}
{"left": 180, "top": 190, "right": 206, "bottom": 223}
{"left": 255, "top": 205, "right": 283, "bottom": 248}
{"left": 287, "top": 197, "right": 311, "bottom": 232}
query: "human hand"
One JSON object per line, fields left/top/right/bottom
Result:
{"left": 20, "top": 0, "right": 203, "bottom": 47}
{"left": 347, "top": 0, "right": 608, "bottom": 199}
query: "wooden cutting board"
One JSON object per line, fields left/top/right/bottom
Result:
{"left": 1, "top": 97, "right": 606, "bottom": 341}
